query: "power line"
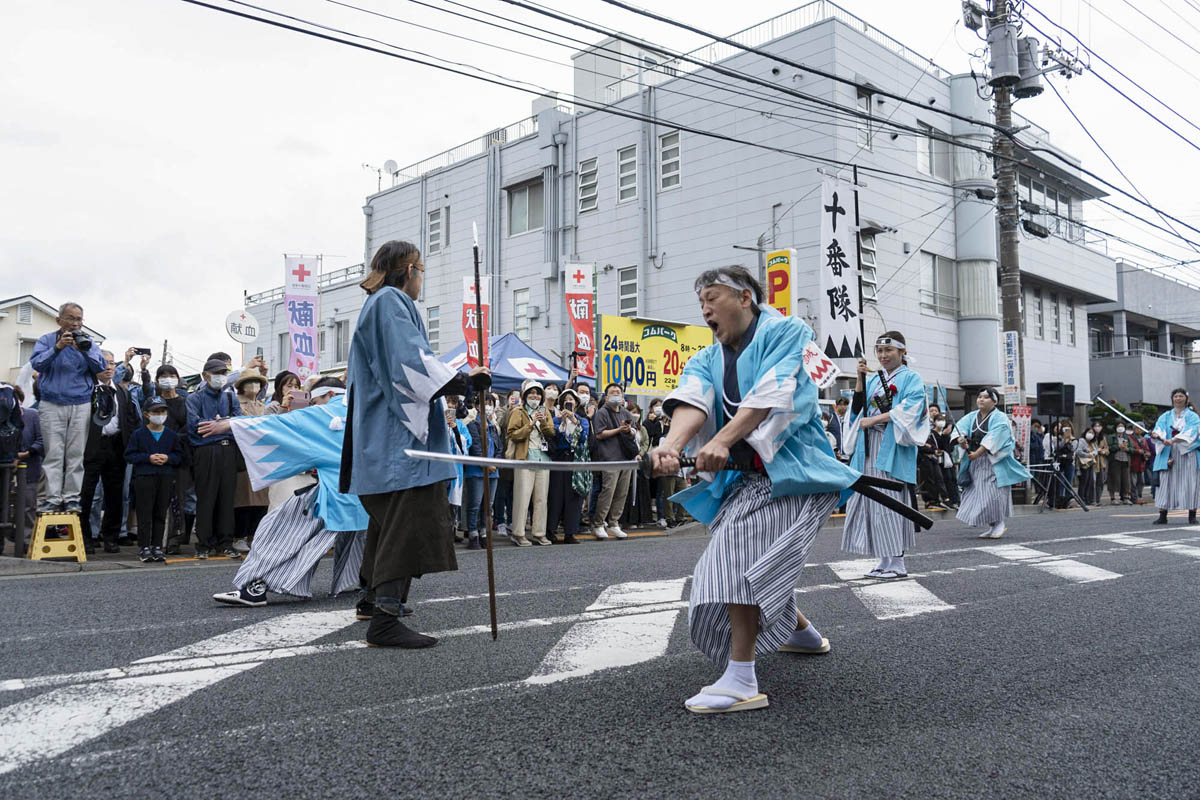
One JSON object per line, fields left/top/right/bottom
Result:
{"left": 1115, "top": 0, "right": 1200, "bottom": 61}
{"left": 1073, "top": 0, "right": 1200, "bottom": 85}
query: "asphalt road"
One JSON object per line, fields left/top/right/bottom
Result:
{"left": 2, "top": 504, "right": 1198, "bottom": 799}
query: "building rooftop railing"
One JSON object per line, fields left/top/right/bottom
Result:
{"left": 245, "top": 263, "right": 365, "bottom": 306}
{"left": 1089, "top": 347, "right": 1188, "bottom": 365}
{"left": 606, "top": 0, "right": 950, "bottom": 102}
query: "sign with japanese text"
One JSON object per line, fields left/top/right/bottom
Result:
{"left": 1003, "top": 330, "right": 1021, "bottom": 405}
{"left": 283, "top": 255, "right": 319, "bottom": 378}
{"left": 461, "top": 276, "right": 491, "bottom": 368}
{"left": 599, "top": 314, "right": 713, "bottom": 397}
{"left": 766, "top": 249, "right": 798, "bottom": 318}
{"left": 564, "top": 262, "right": 595, "bottom": 378}
{"left": 1011, "top": 404, "right": 1032, "bottom": 464}
{"left": 818, "top": 176, "right": 863, "bottom": 367}
{"left": 225, "top": 309, "right": 260, "bottom": 345}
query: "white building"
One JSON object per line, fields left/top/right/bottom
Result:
{"left": 244, "top": 1, "right": 1198, "bottom": 417}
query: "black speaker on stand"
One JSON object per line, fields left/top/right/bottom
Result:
{"left": 1036, "top": 382, "right": 1075, "bottom": 417}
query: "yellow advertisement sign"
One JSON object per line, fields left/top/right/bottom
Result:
{"left": 599, "top": 315, "right": 714, "bottom": 397}
{"left": 766, "top": 248, "right": 797, "bottom": 318}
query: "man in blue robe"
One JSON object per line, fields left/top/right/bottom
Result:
{"left": 651, "top": 265, "right": 861, "bottom": 714}
{"left": 339, "top": 240, "right": 490, "bottom": 649}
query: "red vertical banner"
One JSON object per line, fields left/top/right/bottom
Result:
{"left": 461, "top": 276, "right": 490, "bottom": 368}
{"left": 564, "top": 263, "right": 595, "bottom": 378}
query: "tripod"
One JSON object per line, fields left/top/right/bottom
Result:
{"left": 1028, "top": 461, "right": 1089, "bottom": 513}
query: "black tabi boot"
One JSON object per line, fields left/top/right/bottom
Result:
{"left": 1153, "top": 509, "right": 1169, "bottom": 525}
{"left": 365, "top": 612, "right": 437, "bottom": 649}
{"left": 1190, "top": 510, "right": 1197, "bottom": 525}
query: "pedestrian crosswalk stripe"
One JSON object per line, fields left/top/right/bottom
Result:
{"left": 825, "top": 559, "right": 954, "bottom": 619}
{"left": 1091, "top": 534, "right": 1155, "bottom": 546}
{"left": 979, "top": 544, "right": 1121, "bottom": 583}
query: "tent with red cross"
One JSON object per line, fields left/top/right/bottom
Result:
{"left": 439, "top": 332, "right": 595, "bottom": 393}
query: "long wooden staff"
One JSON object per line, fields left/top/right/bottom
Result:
{"left": 472, "top": 223, "right": 498, "bottom": 640}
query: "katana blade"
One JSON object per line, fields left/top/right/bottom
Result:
{"left": 405, "top": 449, "right": 642, "bottom": 472}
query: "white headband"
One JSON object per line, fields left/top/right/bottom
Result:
{"left": 875, "top": 336, "right": 906, "bottom": 349}
{"left": 309, "top": 386, "right": 345, "bottom": 400}
{"left": 696, "top": 274, "right": 753, "bottom": 297}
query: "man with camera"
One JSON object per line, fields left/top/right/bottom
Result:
{"left": 29, "top": 302, "right": 108, "bottom": 514}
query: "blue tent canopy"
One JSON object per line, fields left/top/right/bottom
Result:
{"left": 440, "top": 333, "right": 595, "bottom": 393}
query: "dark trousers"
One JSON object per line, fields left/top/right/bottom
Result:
{"left": 81, "top": 436, "right": 126, "bottom": 544}
{"left": 492, "top": 477, "right": 513, "bottom": 526}
{"left": 166, "top": 466, "right": 194, "bottom": 547}
{"left": 234, "top": 506, "right": 267, "bottom": 540}
{"left": 939, "top": 466, "right": 960, "bottom": 505}
{"left": 193, "top": 443, "right": 237, "bottom": 552}
{"left": 917, "top": 455, "right": 945, "bottom": 504}
{"left": 546, "top": 470, "right": 583, "bottom": 537}
{"left": 133, "top": 473, "right": 172, "bottom": 549}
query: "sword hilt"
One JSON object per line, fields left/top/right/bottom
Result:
{"left": 638, "top": 454, "right": 757, "bottom": 478}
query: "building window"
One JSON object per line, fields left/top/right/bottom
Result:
{"left": 513, "top": 288, "right": 531, "bottom": 343}
{"left": 618, "top": 266, "right": 638, "bottom": 317}
{"left": 319, "top": 329, "right": 326, "bottom": 357}
{"left": 658, "top": 131, "right": 681, "bottom": 191}
{"left": 859, "top": 231, "right": 878, "bottom": 303}
{"left": 278, "top": 332, "right": 291, "bottom": 368}
{"left": 856, "top": 88, "right": 873, "bottom": 150}
{"left": 19, "top": 339, "right": 34, "bottom": 364}
{"left": 17, "top": 302, "right": 32, "bottom": 325}
{"left": 1019, "top": 174, "right": 1031, "bottom": 201}
{"left": 335, "top": 320, "right": 351, "bottom": 363}
{"left": 507, "top": 180, "right": 544, "bottom": 236}
{"left": 426, "top": 306, "right": 440, "bottom": 354}
{"left": 427, "top": 207, "right": 447, "bottom": 254}
{"left": 1067, "top": 299, "right": 1076, "bottom": 346}
{"left": 578, "top": 158, "right": 598, "bottom": 213}
{"left": 1049, "top": 292, "right": 1061, "bottom": 343}
{"left": 1033, "top": 288, "right": 1044, "bottom": 339}
{"left": 617, "top": 144, "right": 637, "bottom": 203}
{"left": 916, "top": 123, "right": 950, "bottom": 181}
{"left": 919, "top": 252, "right": 956, "bottom": 316}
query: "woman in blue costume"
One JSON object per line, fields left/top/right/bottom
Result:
{"left": 1150, "top": 387, "right": 1200, "bottom": 526}
{"left": 339, "top": 241, "right": 490, "bottom": 649}
{"left": 651, "top": 265, "right": 861, "bottom": 715}
{"left": 953, "top": 388, "right": 1032, "bottom": 539}
{"left": 841, "top": 332, "right": 929, "bottom": 579}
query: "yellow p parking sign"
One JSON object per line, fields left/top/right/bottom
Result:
{"left": 598, "top": 315, "right": 713, "bottom": 397}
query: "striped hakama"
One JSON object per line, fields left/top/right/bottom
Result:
{"left": 956, "top": 455, "right": 1013, "bottom": 527}
{"left": 841, "top": 427, "right": 915, "bottom": 557}
{"left": 233, "top": 490, "right": 366, "bottom": 598}
{"left": 689, "top": 474, "right": 837, "bottom": 666}
{"left": 1155, "top": 445, "right": 1200, "bottom": 511}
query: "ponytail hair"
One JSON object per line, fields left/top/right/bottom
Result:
{"left": 361, "top": 240, "right": 421, "bottom": 295}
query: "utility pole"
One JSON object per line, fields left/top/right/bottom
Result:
{"left": 992, "top": 0, "right": 1025, "bottom": 404}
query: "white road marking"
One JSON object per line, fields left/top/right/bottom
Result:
{"left": 1091, "top": 533, "right": 1155, "bottom": 546}
{"left": 0, "top": 610, "right": 356, "bottom": 776}
{"left": 526, "top": 579, "right": 687, "bottom": 685}
{"left": 826, "top": 559, "right": 954, "bottom": 619}
{"left": 980, "top": 544, "right": 1121, "bottom": 583}
{"left": 1154, "top": 543, "right": 1200, "bottom": 559}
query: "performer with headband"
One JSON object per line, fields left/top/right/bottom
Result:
{"left": 340, "top": 240, "right": 490, "bottom": 648}
{"left": 841, "top": 331, "right": 930, "bottom": 579}
{"left": 1150, "top": 387, "right": 1200, "bottom": 525}
{"left": 953, "top": 388, "right": 1031, "bottom": 539}
{"left": 651, "top": 265, "right": 861, "bottom": 715}
{"left": 203, "top": 377, "right": 369, "bottom": 607}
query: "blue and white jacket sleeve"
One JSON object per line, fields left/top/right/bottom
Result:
{"left": 888, "top": 370, "right": 931, "bottom": 447}
{"left": 737, "top": 312, "right": 820, "bottom": 465}
{"left": 663, "top": 345, "right": 719, "bottom": 459}
{"left": 981, "top": 412, "right": 1016, "bottom": 464}
{"left": 229, "top": 405, "right": 329, "bottom": 492}
{"left": 373, "top": 292, "right": 458, "bottom": 444}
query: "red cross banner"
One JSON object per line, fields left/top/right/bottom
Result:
{"left": 461, "top": 276, "right": 491, "bottom": 368}
{"left": 507, "top": 357, "right": 554, "bottom": 381}
{"left": 283, "top": 255, "right": 319, "bottom": 378}
{"left": 564, "top": 262, "right": 595, "bottom": 378}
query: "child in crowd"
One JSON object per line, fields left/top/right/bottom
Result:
{"left": 124, "top": 397, "right": 184, "bottom": 562}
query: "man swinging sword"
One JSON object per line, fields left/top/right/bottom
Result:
{"left": 649, "top": 265, "right": 870, "bottom": 714}
{"left": 407, "top": 264, "right": 929, "bottom": 709}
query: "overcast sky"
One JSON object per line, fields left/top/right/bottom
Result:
{"left": 4, "top": 0, "right": 1199, "bottom": 372}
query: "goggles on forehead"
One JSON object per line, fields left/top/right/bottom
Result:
{"left": 696, "top": 274, "right": 753, "bottom": 297}
{"left": 309, "top": 387, "right": 346, "bottom": 400}
{"left": 875, "top": 337, "right": 905, "bottom": 349}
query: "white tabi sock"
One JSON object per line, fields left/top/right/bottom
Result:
{"left": 873, "top": 557, "right": 890, "bottom": 574}
{"left": 785, "top": 623, "right": 824, "bottom": 650}
{"left": 891, "top": 555, "right": 907, "bottom": 575}
{"left": 686, "top": 659, "right": 758, "bottom": 710}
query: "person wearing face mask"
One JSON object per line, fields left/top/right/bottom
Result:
{"left": 464, "top": 394, "right": 502, "bottom": 549}
{"left": 928, "top": 414, "right": 960, "bottom": 509}
{"left": 153, "top": 364, "right": 196, "bottom": 554}
{"left": 1107, "top": 422, "right": 1140, "bottom": 505}
{"left": 544, "top": 383, "right": 561, "bottom": 414}
{"left": 1150, "top": 388, "right": 1200, "bottom": 525}
{"left": 124, "top": 397, "right": 184, "bottom": 562}
{"left": 918, "top": 410, "right": 950, "bottom": 510}
{"left": 841, "top": 332, "right": 931, "bottom": 579}
{"left": 954, "top": 388, "right": 1031, "bottom": 538}
{"left": 545, "top": 388, "right": 591, "bottom": 544}
{"left": 592, "top": 383, "right": 637, "bottom": 540}
{"left": 620, "top": 403, "right": 655, "bottom": 527}
{"left": 1129, "top": 422, "right": 1149, "bottom": 502}
{"left": 231, "top": 373, "right": 271, "bottom": 553}
{"left": 1091, "top": 422, "right": 1110, "bottom": 503}
{"left": 505, "top": 380, "right": 556, "bottom": 546}
{"left": 1075, "top": 425, "right": 1100, "bottom": 506}
{"left": 1052, "top": 422, "right": 1077, "bottom": 509}
{"left": 80, "top": 349, "right": 141, "bottom": 554}
{"left": 186, "top": 357, "right": 243, "bottom": 559}
{"left": 490, "top": 392, "right": 516, "bottom": 538}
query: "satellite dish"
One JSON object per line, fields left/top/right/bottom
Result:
{"left": 383, "top": 159, "right": 398, "bottom": 174}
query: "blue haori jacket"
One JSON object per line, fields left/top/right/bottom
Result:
{"left": 340, "top": 287, "right": 457, "bottom": 496}
{"left": 954, "top": 409, "right": 1032, "bottom": 488}
{"left": 662, "top": 304, "right": 861, "bottom": 525}
{"left": 230, "top": 395, "right": 368, "bottom": 533}
{"left": 1151, "top": 408, "right": 1200, "bottom": 472}
{"left": 842, "top": 365, "right": 929, "bottom": 485}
